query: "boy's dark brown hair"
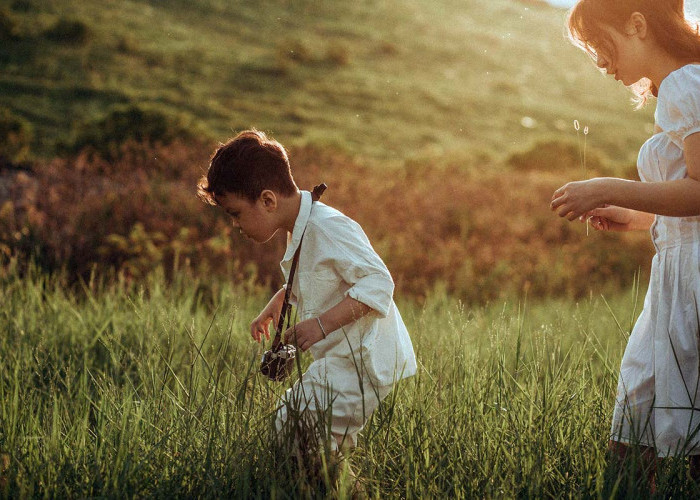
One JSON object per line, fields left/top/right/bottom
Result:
{"left": 198, "top": 130, "right": 297, "bottom": 205}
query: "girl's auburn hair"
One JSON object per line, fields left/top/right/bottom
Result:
{"left": 568, "top": 0, "right": 700, "bottom": 107}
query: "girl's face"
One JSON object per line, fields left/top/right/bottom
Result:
{"left": 593, "top": 22, "right": 648, "bottom": 86}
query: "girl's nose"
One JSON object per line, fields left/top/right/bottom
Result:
{"left": 596, "top": 56, "right": 606, "bottom": 69}
{"left": 596, "top": 54, "right": 610, "bottom": 72}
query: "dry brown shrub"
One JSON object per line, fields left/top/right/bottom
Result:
{"left": 0, "top": 141, "right": 654, "bottom": 301}
{"left": 290, "top": 147, "right": 653, "bottom": 301}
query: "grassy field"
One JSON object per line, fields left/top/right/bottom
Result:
{"left": 1, "top": 0, "right": 654, "bottom": 164}
{"left": 1, "top": 262, "right": 699, "bottom": 498}
{"left": 1, "top": 1, "right": 688, "bottom": 497}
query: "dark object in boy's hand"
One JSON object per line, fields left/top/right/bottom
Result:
{"left": 260, "top": 343, "right": 296, "bottom": 381}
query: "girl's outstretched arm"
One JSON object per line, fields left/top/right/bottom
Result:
{"left": 552, "top": 134, "right": 700, "bottom": 220}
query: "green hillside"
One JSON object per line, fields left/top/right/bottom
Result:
{"left": 1, "top": 0, "right": 653, "bottom": 164}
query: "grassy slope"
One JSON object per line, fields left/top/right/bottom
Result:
{"left": 1, "top": 0, "right": 653, "bottom": 165}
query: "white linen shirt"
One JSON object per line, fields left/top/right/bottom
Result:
{"left": 280, "top": 190, "right": 417, "bottom": 386}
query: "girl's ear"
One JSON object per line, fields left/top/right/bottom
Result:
{"left": 626, "top": 12, "right": 648, "bottom": 39}
{"left": 260, "top": 189, "right": 278, "bottom": 211}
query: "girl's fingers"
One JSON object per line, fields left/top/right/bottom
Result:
{"left": 550, "top": 195, "right": 564, "bottom": 210}
{"left": 557, "top": 205, "right": 573, "bottom": 219}
{"left": 552, "top": 185, "right": 565, "bottom": 200}
{"left": 590, "top": 216, "right": 609, "bottom": 231}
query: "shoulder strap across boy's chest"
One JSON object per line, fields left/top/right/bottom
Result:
{"left": 271, "top": 183, "right": 327, "bottom": 349}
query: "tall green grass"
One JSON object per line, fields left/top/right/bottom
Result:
{"left": 1, "top": 263, "right": 699, "bottom": 498}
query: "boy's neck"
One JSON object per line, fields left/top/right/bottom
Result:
{"left": 279, "top": 190, "right": 302, "bottom": 235}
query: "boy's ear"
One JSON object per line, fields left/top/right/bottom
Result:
{"left": 259, "top": 189, "right": 278, "bottom": 210}
{"left": 626, "top": 12, "right": 648, "bottom": 38}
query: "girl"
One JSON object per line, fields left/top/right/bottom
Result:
{"left": 550, "top": 0, "right": 700, "bottom": 477}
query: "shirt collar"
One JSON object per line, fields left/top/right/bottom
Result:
{"left": 282, "top": 190, "right": 312, "bottom": 264}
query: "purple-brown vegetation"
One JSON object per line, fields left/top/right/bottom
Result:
{"left": 0, "top": 141, "right": 653, "bottom": 301}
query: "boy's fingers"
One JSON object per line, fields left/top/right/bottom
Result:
{"left": 283, "top": 327, "right": 299, "bottom": 345}
{"left": 250, "top": 321, "right": 266, "bottom": 342}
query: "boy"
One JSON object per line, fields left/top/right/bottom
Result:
{"left": 197, "top": 129, "right": 416, "bottom": 469}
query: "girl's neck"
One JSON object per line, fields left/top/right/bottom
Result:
{"left": 648, "top": 52, "right": 693, "bottom": 90}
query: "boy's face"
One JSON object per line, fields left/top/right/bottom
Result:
{"left": 217, "top": 191, "right": 280, "bottom": 243}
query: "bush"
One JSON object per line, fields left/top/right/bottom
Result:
{"left": 0, "top": 8, "right": 20, "bottom": 41}
{"left": 325, "top": 43, "right": 350, "bottom": 66}
{"left": 279, "top": 39, "right": 313, "bottom": 64}
{"left": 116, "top": 34, "right": 139, "bottom": 54}
{"left": 507, "top": 139, "right": 607, "bottom": 175}
{"left": 0, "top": 142, "right": 654, "bottom": 302}
{"left": 0, "top": 107, "right": 32, "bottom": 164}
{"left": 11, "top": 0, "right": 35, "bottom": 12}
{"left": 44, "top": 18, "right": 90, "bottom": 45}
{"left": 63, "top": 104, "right": 197, "bottom": 160}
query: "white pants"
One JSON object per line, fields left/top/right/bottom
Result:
{"left": 276, "top": 355, "right": 393, "bottom": 450}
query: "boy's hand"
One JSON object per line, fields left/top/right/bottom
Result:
{"left": 250, "top": 311, "right": 275, "bottom": 342}
{"left": 250, "top": 288, "right": 286, "bottom": 342}
{"left": 283, "top": 318, "right": 324, "bottom": 352}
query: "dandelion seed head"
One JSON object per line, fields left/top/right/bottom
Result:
{"left": 573, "top": 120, "right": 580, "bottom": 131}
{"left": 584, "top": 126, "right": 589, "bottom": 135}
{"left": 520, "top": 116, "right": 537, "bottom": 129}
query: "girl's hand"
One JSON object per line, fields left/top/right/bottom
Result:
{"left": 250, "top": 288, "right": 285, "bottom": 342}
{"left": 584, "top": 205, "right": 655, "bottom": 232}
{"left": 582, "top": 205, "right": 634, "bottom": 232}
{"left": 551, "top": 178, "right": 608, "bottom": 220}
{"left": 283, "top": 318, "right": 324, "bottom": 352}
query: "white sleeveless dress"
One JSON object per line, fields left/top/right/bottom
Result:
{"left": 610, "top": 64, "right": 700, "bottom": 456}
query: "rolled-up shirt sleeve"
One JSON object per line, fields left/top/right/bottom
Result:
{"left": 311, "top": 216, "right": 394, "bottom": 318}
